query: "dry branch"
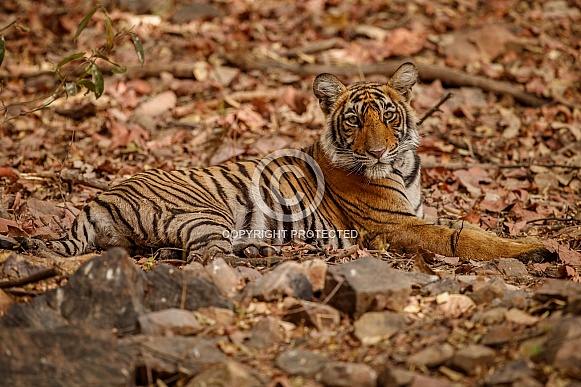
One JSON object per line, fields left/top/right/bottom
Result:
{"left": 224, "top": 52, "right": 550, "bottom": 107}
{"left": 0, "top": 267, "right": 57, "bottom": 288}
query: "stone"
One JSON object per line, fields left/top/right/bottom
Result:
{"left": 480, "top": 324, "right": 514, "bottom": 346}
{"left": 284, "top": 300, "right": 341, "bottom": 331}
{"left": 377, "top": 365, "right": 415, "bottom": 386}
{"left": 422, "top": 276, "right": 462, "bottom": 296}
{"left": 134, "top": 90, "right": 177, "bottom": 117}
{"left": 235, "top": 266, "right": 262, "bottom": 284}
{"left": 144, "top": 263, "right": 232, "bottom": 311}
{"left": 354, "top": 311, "right": 405, "bottom": 346}
{"left": 472, "top": 307, "right": 507, "bottom": 326}
{"left": 197, "top": 306, "right": 236, "bottom": 326}
{"left": 437, "top": 294, "right": 476, "bottom": 318}
{"left": 451, "top": 344, "right": 496, "bottom": 375}
{"left": 275, "top": 349, "right": 328, "bottom": 377}
{"left": 468, "top": 279, "right": 504, "bottom": 304}
{"left": 301, "top": 259, "right": 328, "bottom": 294}
{"left": 409, "top": 374, "right": 453, "bottom": 387}
{"left": 2, "top": 252, "right": 49, "bottom": 278}
{"left": 138, "top": 308, "right": 203, "bottom": 336}
{"left": 245, "top": 316, "right": 284, "bottom": 350}
{"left": 242, "top": 261, "right": 312, "bottom": 302}
{"left": 535, "top": 278, "right": 581, "bottom": 304}
{"left": 185, "top": 360, "right": 263, "bottom": 387}
{"left": 129, "top": 335, "right": 226, "bottom": 376}
{"left": 0, "top": 288, "right": 14, "bottom": 313}
{"left": 3, "top": 248, "right": 145, "bottom": 331}
{"left": 490, "top": 258, "right": 528, "bottom": 277}
{"left": 317, "top": 361, "right": 377, "bottom": 387}
{"left": 484, "top": 359, "right": 536, "bottom": 386}
{"left": 406, "top": 343, "right": 455, "bottom": 368}
{"left": 324, "top": 257, "right": 434, "bottom": 318}
{"left": 504, "top": 308, "right": 539, "bottom": 326}
{"left": 0, "top": 326, "right": 134, "bottom": 386}
{"left": 544, "top": 316, "right": 581, "bottom": 378}
{"left": 205, "top": 257, "right": 240, "bottom": 298}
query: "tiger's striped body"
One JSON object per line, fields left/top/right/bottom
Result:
{"left": 50, "top": 63, "right": 553, "bottom": 263}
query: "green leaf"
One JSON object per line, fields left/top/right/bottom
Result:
{"left": 56, "top": 52, "right": 86, "bottom": 69}
{"left": 76, "top": 79, "right": 96, "bottom": 93}
{"left": 130, "top": 33, "right": 145, "bottom": 65}
{"left": 74, "top": 5, "right": 99, "bottom": 42}
{"left": 91, "top": 64, "right": 104, "bottom": 99}
{"left": 93, "top": 53, "right": 122, "bottom": 68}
{"left": 111, "top": 66, "right": 127, "bottom": 74}
{"left": 104, "top": 14, "right": 114, "bottom": 51}
{"left": 0, "top": 35, "right": 5, "bottom": 68}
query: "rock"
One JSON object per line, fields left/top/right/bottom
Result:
{"left": 275, "top": 349, "right": 328, "bottom": 377}
{"left": 377, "top": 365, "right": 415, "bottom": 387}
{"left": 472, "top": 307, "right": 507, "bottom": 325}
{"left": 0, "top": 235, "right": 19, "bottom": 249}
{"left": 144, "top": 263, "right": 233, "bottom": 311}
{"left": 197, "top": 306, "right": 236, "bottom": 326}
{"left": 480, "top": 324, "right": 514, "bottom": 346}
{"left": 3, "top": 248, "right": 145, "bottom": 331}
{"left": 245, "top": 316, "right": 284, "bottom": 350}
{"left": 301, "top": 259, "right": 328, "bottom": 294}
{"left": 409, "top": 374, "right": 454, "bottom": 387}
{"left": 242, "top": 261, "right": 312, "bottom": 302}
{"left": 353, "top": 311, "right": 405, "bottom": 346}
{"left": 284, "top": 300, "right": 341, "bottom": 331}
{"left": 0, "top": 288, "right": 14, "bottom": 313}
{"left": 324, "top": 257, "right": 434, "bottom": 318}
{"left": 205, "top": 257, "right": 240, "bottom": 298}
{"left": 0, "top": 326, "right": 134, "bottom": 386}
{"left": 422, "top": 276, "right": 461, "bottom": 296}
{"left": 504, "top": 308, "right": 539, "bottom": 326}
{"left": 406, "top": 343, "right": 455, "bottom": 368}
{"left": 535, "top": 278, "right": 581, "bottom": 304}
{"left": 544, "top": 316, "right": 581, "bottom": 378}
{"left": 129, "top": 335, "right": 226, "bottom": 376}
{"left": 490, "top": 258, "right": 528, "bottom": 277}
{"left": 185, "top": 360, "right": 263, "bottom": 387}
{"left": 138, "top": 308, "right": 203, "bottom": 336}
{"left": 317, "top": 361, "right": 377, "bottom": 387}
{"left": 2, "top": 252, "right": 49, "bottom": 278}
{"left": 451, "top": 344, "right": 496, "bottom": 375}
{"left": 468, "top": 279, "right": 504, "bottom": 304}
{"left": 235, "top": 266, "right": 262, "bottom": 284}
{"left": 437, "top": 294, "right": 476, "bottom": 318}
{"left": 484, "top": 359, "right": 536, "bottom": 386}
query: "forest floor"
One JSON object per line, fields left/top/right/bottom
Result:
{"left": 0, "top": 0, "right": 580, "bottom": 386}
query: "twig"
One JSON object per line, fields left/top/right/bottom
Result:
{"left": 0, "top": 267, "right": 58, "bottom": 288}
{"left": 418, "top": 92, "right": 453, "bottom": 125}
{"left": 280, "top": 38, "right": 342, "bottom": 58}
{"left": 224, "top": 52, "right": 551, "bottom": 107}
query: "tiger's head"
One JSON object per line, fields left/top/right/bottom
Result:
{"left": 313, "top": 62, "right": 419, "bottom": 180}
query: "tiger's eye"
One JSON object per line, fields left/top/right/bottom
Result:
{"left": 384, "top": 111, "right": 395, "bottom": 121}
{"left": 345, "top": 115, "right": 359, "bottom": 126}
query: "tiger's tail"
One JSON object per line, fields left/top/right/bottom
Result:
{"left": 49, "top": 206, "right": 94, "bottom": 256}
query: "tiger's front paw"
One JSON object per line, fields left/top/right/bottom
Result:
{"left": 514, "top": 244, "right": 557, "bottom": 263}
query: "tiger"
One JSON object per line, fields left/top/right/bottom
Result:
{"left": 47, "top": 62, "right": 553, "bottom": 263}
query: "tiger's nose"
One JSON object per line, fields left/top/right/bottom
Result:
{"left": 367, "top": 148, "right": 386, "bottom": 159}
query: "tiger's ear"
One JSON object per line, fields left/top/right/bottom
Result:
{"left": 313, "top": 73, "right": 346, "bottom": 115}
{"left": 387, "top": 62, "right": 418, "bottom": 101}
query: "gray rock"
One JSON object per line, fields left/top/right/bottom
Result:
{"left": 451, "top": 344, "right": 496, "bottom": 375}
{"left": 317, "top": 361, "right": 377, "bottom": 387}
{"left": 354, "top": 311, "right": 405, "bottom": 346}
{"left": 480, "top": 324, "right": 514, "bottom": 346}
{"left": 301, "top": 259, "right": 328, "bottom": 294}
{"left": 138, "top": 308, "right": 203, "bottom": 335}
{"left": 485, "top": 359, "right": 535, "bottom": 386}
{"left": 472, "top": 307, "right": 508, "bottom": 325}
{"left": 245, "top": 316, "right": 284, "bottom": 350}
{"left": 284, "top": 300, "right": 341, "bottom": 331}
{"left": 535, "top": 278, "right": 581, "bottom": 304}
{"left": 0, "top": 326, "right": 134, "bottom": 387}
{"left": 235, "top": 266, "right": 262, "bottom": 284}
{"left": 406, "top": 343, "right": 455, "bottom": 368}
{"left": 205, "top": 257, "right": 240, "bottom": 298}
{"left": 185, "top": 360, "right": 263, "bottom": 387}
{"left": 324, "top": 257, "right": 432, "bottom": 318}
{"left": 144, "top": 263, "right": 233, "bottom": 311}
{"left": 544, "top": 316, "right": 581, "bottom": 378}
{"left": 276, "top": 349, "right": 328, "bottom": 376}
{"left": 409, "top": 374, "right": 453, "bottom": 387}
{"left": 377, "top": 365, "right": 415, "bottom": 386}
{"left": 490, "top": 258, "right": 528, "bottom": 277}
{"left": 422, "top": 276, "right": 462, "bottom": 296}
{"left": 242, "top": 261, "right": 312, "bottom": 301}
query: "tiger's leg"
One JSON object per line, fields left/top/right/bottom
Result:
{"left": 379, "top": 218, "right": 554, "bottom": 262}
